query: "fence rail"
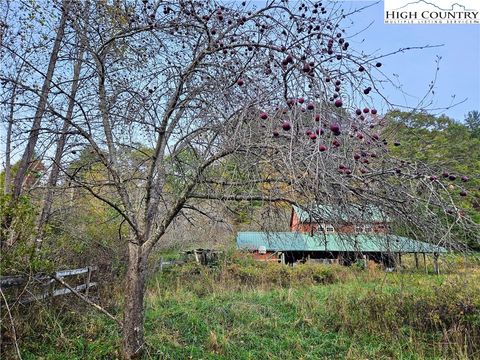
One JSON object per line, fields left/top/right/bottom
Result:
{"left": 0, "top": 266, "right": 97, "bottom": 304}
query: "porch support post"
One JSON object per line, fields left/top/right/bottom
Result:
{"left": 433, "top": 252, "right": 439, "bottom": 275}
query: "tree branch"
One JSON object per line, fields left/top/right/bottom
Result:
{"left": 52, "top": 275, "right": 121, "bottom": 326}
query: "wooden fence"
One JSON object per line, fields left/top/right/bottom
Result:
{"left": 0, "top": 266, "right": 97, "bottom": 304}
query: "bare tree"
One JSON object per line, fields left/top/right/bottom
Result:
{"left": 1, "top": 0, "right": 26, "bottom": 196}
{"left": 9, "top": 0, "right": 70, "bottom": 200}
{"left": 35, "top": 3, "right": 89, "bottom": 245}
{"left": 1, "top": 1, "right": 477, "bottom": 359}
{"left": 2, "top": 75, "right": 18, "bottom": 196}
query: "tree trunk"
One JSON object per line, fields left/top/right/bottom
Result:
{"left": 36, "top": 41, "right": 85, "bottom": 243}
{"left": 123, "top": 242, "right": 147, "bottom": 359}
{"left": 3, "top": 81, "right": 17, "bottom": 196}
{"left": 11, "top": 0, "right": 69, "bottom": 200}
{"left": 1, "top": 76, "right": 23, "bottom": 248}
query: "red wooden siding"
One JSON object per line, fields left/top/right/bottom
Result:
{"left": 289, "top": 208, "right": 389, "bottom": 234}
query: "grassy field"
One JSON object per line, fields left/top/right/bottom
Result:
{"left": 11, "top": 254, "right": 480, "bottom": 359}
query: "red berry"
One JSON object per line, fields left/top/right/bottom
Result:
{"left": 329, "top": 123, "right": 341, "bottom": 135}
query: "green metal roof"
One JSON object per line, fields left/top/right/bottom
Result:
{"left": 237, "top": 232, "right": 447, "bottom": 253}
{"left": 292, "top": 204, "right": 390, "bottom": 223}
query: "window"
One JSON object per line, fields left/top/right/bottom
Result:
{"left": 325, "top": 225, "right": 335, "bottom": 233}
{"left": 321, "top": 224, "right": 335, "bottom": 233}
{"left": 355, "top": 224, "right": 373, "bottom": 233}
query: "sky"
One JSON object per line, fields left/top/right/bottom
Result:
{"left": 1, "top": 0, "right": 479, "bottom": 164}
{"left": 332, "top": 0, "right": 480, "bottom": 121}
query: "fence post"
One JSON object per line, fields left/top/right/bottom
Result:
{"left": 160, "top": 257, "right": 163, "bottom": 272}
{"left": 423, "top": 252, "right": 427, "bottom": 274}
{"left": 85, "top": 266, "right": 92, "bottom": 297}
{"left": 50, "top": 272, "right": 56, "bottom": 299}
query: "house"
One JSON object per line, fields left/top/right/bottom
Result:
{"left": 290, "top": 204, "right": 390, "bottom": 235}
{"left": 237, "top": 204, "right": 447, "bottom": 268}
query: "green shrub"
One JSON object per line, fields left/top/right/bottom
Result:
{"left": 0, "top": 194, "right": 55, "bottom": 274}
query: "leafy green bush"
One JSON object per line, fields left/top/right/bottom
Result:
{"left": 0, "top": 194, "right": 54, "bottom": 274}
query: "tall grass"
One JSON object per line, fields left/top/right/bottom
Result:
{"left": 4, "top": 252, "right": 480, "bottom": 359}
{"left": 144, "top": 254, "right": 480, "bottom": 359}
{"left": 324, "top": 274, "right": 480, "bottom": 359}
